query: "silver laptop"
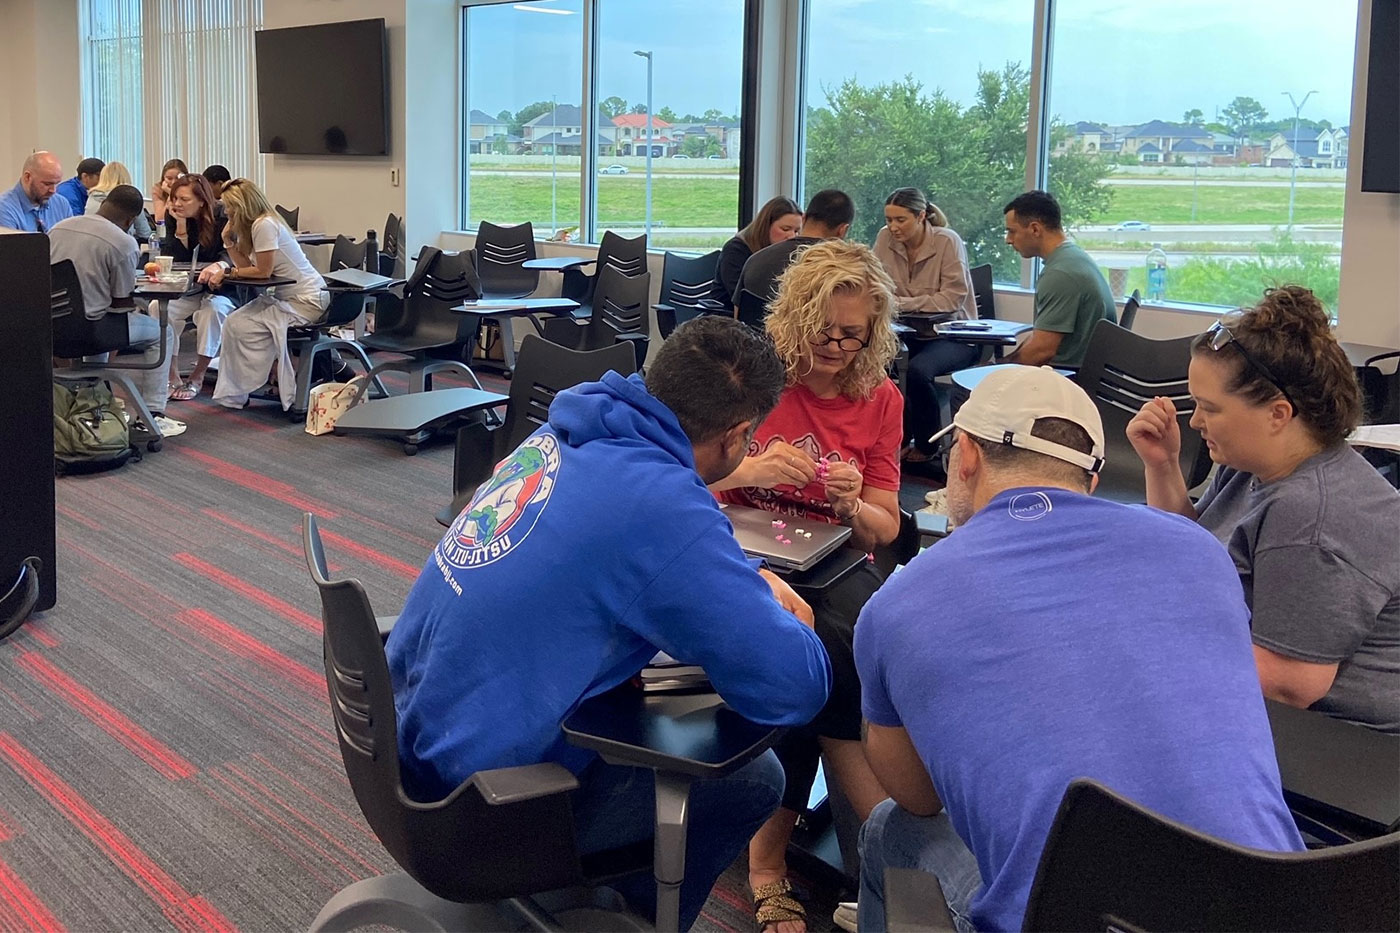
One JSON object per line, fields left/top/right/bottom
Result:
{"left": 721, "top": 502, "right": 853, "bottom": 572}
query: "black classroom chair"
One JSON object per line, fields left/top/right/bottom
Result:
{"left": 654, "top": 250, "right": 720, "bottom": 339}
{"left": 562, "top": 230, "right": 647, "bottom": 319}
{"left": 1119, "top": 288, "right": 1142, "bottom": 331}
{"left": 735, "top": 288, "right": 767, "bottom": 332}
{"left": 275, "top": 204, "right": 300, "bottom": 230}
{"left": 542, "top": 266, "right": 652, "bottom": 372}
{"left": 475, "top": 221, "right": 540, "bottom": 300}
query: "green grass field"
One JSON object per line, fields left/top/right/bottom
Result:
{"left": 467, "top": 173, "right": 1347, "bottom": 233}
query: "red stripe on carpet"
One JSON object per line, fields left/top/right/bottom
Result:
{"left": 15, "top": 652, "right": 196, "bottom": 781}
{"left": 0, "top": 733, "right": 235, "bottom": 933}
{"left": 203, "top": 509, "right": 343, "bottom": 571}
{"left": 0, "top": 855, "right": 65, "bottom": 933}
{"left": 251, "top": 754, "right": 378, "bottom": 846}
{"left": 174, "top": 610, "right": 322, "bottom": 696}
{"left": 53, "top": 502, "right": 103, "bottom": 533}
{"left": 316, "top": 528, "right": 421, "bottom": 581}
{"left": 191, "top": 783, "right": 341, "bottom": 889}
{"left": 171, "top": 554, "right": 321, "bottom": 635}
{"left": 24, "top": 624, "right": 59, "bottom": 649}
{"left": 0, "top": 806, "right": 16, "bottom": 842}
{"left": 222, "top": 762, "right": 381, "bottom": 875}
{"left": 173, "top": 448, "right": 341, "bottom": 518}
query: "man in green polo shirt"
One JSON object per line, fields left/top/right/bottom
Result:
{"left": 1002, "top": 190, "right": 1117, "bottom": 367}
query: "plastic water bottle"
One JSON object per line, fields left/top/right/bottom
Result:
{"left": 1146, "top": 244, "right": 1168, "bottom": 301}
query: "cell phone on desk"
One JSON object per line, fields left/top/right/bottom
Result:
{"left": 943, "top": 321, "right": 992, "bottom": 331}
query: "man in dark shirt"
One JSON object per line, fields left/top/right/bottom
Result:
{"left": 736, "top": 188, "right": 854, "bottom": 312}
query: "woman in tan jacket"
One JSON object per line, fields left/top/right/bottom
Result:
{"left": 872, "top": 187, "right": 978, "bottom": 468}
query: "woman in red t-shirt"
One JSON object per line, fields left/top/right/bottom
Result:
{"left": 711, "top": 238, "right": 902, "bottom": 931}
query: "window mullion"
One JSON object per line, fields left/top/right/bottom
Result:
{"left": 581, "top": 0, "right": 598, "bottom": 242}
{"left": 1024, "top": 0, "right": 1053, "bottom": 289}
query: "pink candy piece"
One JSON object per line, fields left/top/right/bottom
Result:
{"left": 815, "top": 460, "right": 830, "bottom": 482}
{"left": 771, "top": 520, "right": 787, "bottom": 530}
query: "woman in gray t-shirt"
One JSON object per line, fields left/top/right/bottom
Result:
{"left": 1126, "top": 286, "right": 1399, "bottom": 734}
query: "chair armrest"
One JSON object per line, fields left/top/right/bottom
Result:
{"left": 1365, "top": 350, "right": 1399, "bottom": 367}
{"left": 468, "top": 762, "right": 580, "bottom": 806}
{"left": 615, "top": 332, "right": 649, "bottom": 371}
{"left": 652, "top": 301, "right": 676, "bottom": 314}
{"left": 452, "top": 421, "right": 499, "bottom": 500}
{"left": 885, "top": 867, "right": 957, "bottom": 932}
{"left": 695, "top": 298, "right": 729, "bottom": 315}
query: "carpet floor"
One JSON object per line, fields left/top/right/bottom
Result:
{"left": 7, "top": 362, "right": 933, "bottom": 932}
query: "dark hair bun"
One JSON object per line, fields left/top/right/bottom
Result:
{"left": 1245, "top": 285, "right": 1331, "bottom": 338}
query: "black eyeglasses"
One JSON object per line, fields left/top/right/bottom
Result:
{"left": 932, "top": 431, "right": 957, "bottom": 475}
{"left": 1204, "top": 319, "right": 1297, "bottom": 414}
{"left": 808, "top": 331, "right": 870, "bottom": 352}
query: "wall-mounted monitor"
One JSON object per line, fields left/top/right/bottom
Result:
{"left": 255, "top": 18, "right": 390, "bottom": 157}
{"left": 1361, "top": 0, "right": 1398, "bottom": 193}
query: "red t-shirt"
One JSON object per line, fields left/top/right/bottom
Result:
{"left": 720, "top": 378, "right": 903, "bottom": 524}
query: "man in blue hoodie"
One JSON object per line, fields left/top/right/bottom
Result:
{"left": 387, "top": 316, "right": 833, "bottom": 929}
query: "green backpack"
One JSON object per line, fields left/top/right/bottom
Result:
{"left": 52, "top": 381, "right": 138, "bottom": 474}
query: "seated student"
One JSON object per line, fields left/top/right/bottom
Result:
{"left": 710, "top": 239, "right": 901, "bottom": 932}
{"left": 56, "top": 157, "right": 105, "bottom": 216}
{"left": 85, "top": 161, "right": 152, "bottom": 242}
{"left": 149, "top": 158, "right": 188, "bottom": 226}
{"left": 387, "top": 316, "right": 832, "bottom": 932}
{"left": 47, "top": 185, "right": 185, "bottom": 438}
{"left": 855, "top": 366, "right": 1304, "bottom": 933}
{"left": 1128, "top": 286, "right": 1400, "bottom": 733}
{"left": 200, "top": 178, "right": 329, "bottom": 411}
{"left": 0, "top": 151, "right": 73, "bottom": 233}
{"left": 1001, "top": 190, "right": 1116, "bottom": 368}
{"left": 736, "top": 189, "right": 854, "bottom": 309}
{"left": 200, "top": 164, "right": 232, "bottom": 189}
{"left": 712, "top": 195, "right": 803, "bottom": 308}
{"left": 872, "top": 187, "right": 979, "bottom": 466}
{"left": 162, "top": 174, "right": 233, "bottom": 401}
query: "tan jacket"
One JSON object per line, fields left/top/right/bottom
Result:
{"left": 872, "top": 224, "right": 976, "bottom": 318}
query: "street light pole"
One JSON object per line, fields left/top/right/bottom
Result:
{"left": 550, "top": 94, "right": 558, "bottom": 237}
{"left": 634, "top": 49, "right": 653, "bottom": 237}
{"left": 1282, "top": 89, "right": 1316, "bottom": 231}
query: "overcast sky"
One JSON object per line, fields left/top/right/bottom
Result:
{"left": 467, "top": 0, "right": 1359, "bottom": 127}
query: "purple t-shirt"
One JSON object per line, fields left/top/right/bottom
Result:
{"left": 856, "top": 488, "right": 1303, "bottom": 932}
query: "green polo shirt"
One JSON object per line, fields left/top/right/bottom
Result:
{"left": 1035, "top": 241, "right": 1117, "bottom": 367}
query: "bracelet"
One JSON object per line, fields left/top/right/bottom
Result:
{"left": 837, "top": 498, "right": 863, "bottom": 522}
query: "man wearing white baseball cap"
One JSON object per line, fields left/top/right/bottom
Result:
{"left": 851, "top": 366, "right": 1303, "bottom": 932}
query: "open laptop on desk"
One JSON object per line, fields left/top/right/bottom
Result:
{"left": 721, "top": 502, "right": 852, "bottom": 572}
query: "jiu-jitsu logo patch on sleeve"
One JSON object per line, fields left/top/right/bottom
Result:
{"left": 439, "top": 433, "right": 560, "bottom": 570}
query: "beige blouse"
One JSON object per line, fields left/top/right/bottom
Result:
{"left": 872, "top": 224, "right": 976, "bottom": 318}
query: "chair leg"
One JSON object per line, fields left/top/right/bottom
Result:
{"left": 104, "top": 372, "right": 163, "bottom": 443}
{"left": 308, "top": 873, "right": 507, "bottom": 933}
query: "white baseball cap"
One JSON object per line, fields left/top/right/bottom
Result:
{"left": 929, "top": 366, "right": 1106, "bottom": 473}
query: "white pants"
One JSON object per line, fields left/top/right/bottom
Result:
{"left": 212, "top": 290, "right": 329, "bottom": 410}
{"left": 85, "top": 312, "right": 175, "bottom": 415}
{"left": 167, "top": 293, "right": 234, "bottom": 359}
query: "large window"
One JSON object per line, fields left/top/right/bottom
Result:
{"left": 461, "top": 0, "right": 744, "bottom": 247}
{"left": 800, "top": 0, "right": 1036, "bottom": 284}
{"left": 80, "top": 0, "right": 264, "bottom": 190}
{"left": 1044, "top": 0, "right": 1358, "bottom": 311}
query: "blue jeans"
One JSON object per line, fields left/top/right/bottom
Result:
{"left": 858, "top": 799, "right": 983, "bottom": 932}
{"left": 572, "top": 749, "right": 785, "bottom": 931}
{"left": 904, "top": 338, "right": 981, "bottom": 452}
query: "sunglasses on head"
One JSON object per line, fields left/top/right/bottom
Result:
{"left": 1204, "top": 319, "right": 1297, "bottom": 414}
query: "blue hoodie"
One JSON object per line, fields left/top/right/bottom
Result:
{"left": 387, "top": 372, "right": 833, "bottom": 800}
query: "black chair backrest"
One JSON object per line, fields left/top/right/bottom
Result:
{"left": 275, "top": 204, "right": 300, "bottom": 230}
{"left": 1360, "top": 351, "right": 1400, "bottom": 425}
{"left": 377, "top": 247, "right": 481, "bottom": 347}
{"left": 736, "top": 288, "right": 767, "bottom": 331}
{"left": 1076, "top": 321, "right": 1209, "bottom": 501}
{"left": 969, "top": 263, "right": 996, "bottom": 320}
{"left": 1024, "top": 779, "right": 1400, "bottom": 932}
{"left": 475, "top": 221, "right": 539, "bottom": 300}
{"left": 316, "top": 236, "right": 372, "bottom": 330}
{"left": 497, "top": 334, "right": 637, "bottom": 457}
{"left": 302, "top": 514, "right": 585, "bottom": 902}
{"left": 379, "top": 213, "right": 406, "bottom": 278}
{"left": 872, "top": 509, "right": 920, "bottom": 578}
{"left": 561, "top": 231, "right": 648, "bottom": 308}
{"left": 51, "top": 259, "right": 128, "bottom": 357}
{"left": 1119, "top": 289, "right": 1141, "bottom": 331}
{"left": 581, "top": 266, "right": 651, "bottom": 350}
{"left": 657, "top": 250, "right": 720, "bottom": 338}
{"left": 330, "top": 234, "right": 367, "bottom": 273}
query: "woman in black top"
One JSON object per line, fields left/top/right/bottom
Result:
{"left": 712, "top": 196, "right": 802, "bottom": 308}
{"left": 162, "top": 174, "right": 233, "bottom": 400}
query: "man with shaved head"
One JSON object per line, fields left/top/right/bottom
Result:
{"left": 0, "top": 151, "right": 74, "bottom": 233}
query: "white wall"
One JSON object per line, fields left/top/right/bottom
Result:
{"left": 0, "top": 0, "right": 82, "bottom": 176}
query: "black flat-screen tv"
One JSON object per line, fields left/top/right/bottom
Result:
{"left": 1361, "top": 0, "right": 1399, "bottom": 193}
{"left": 255, "top": 18, "right": 389, "bottom": 156}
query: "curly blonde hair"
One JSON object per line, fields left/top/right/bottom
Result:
{"left": 765, "top": 239, "right": 900, "bottom": 399}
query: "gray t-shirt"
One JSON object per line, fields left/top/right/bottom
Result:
{"left": 1035, "top": 241, "right": 1116, "bottom": 367}
{"left": 737, "top": 235, "right": 821, "bottom": 303}
{"left": 48, "top": 213, "right": 139, "bottom": 320}
{"left": 1196, "top": 444, "right": 1400, "bottom": 733}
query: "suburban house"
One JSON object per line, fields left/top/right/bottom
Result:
{"left": 465, "top": 108, "right": 517, "bottom": 155}
{"left": 611, "top": 113, "right": 677, "bottom": 157}
{"left": 1265, "top": 126, "right": 1350, "bottom": 169}
{"left": 1120, "top": 120, "right": 1215, "bottom": 157}
{"left": 1168, "top": 137, "right": 1216, "bottom": 165}
{"left": 522, "top": 104, "right": 617, "bottom": 156}
{"left": 1055, "top": 121, "right": 1116, "bottom": 154}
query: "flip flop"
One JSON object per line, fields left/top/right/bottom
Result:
{"left": 170, "top": 381, "right": 200, "bottom": 401}
{"left": 753, "top": 878, "right": 806, "bottom": 931}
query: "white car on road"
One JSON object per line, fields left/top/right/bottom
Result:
{"left": 599, "top": 164, "right": 629, "bottom": 175}
{"left": 1113, "top": 220, "right": 1152, "bottom": 231}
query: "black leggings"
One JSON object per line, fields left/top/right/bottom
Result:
{"left": 775, "top": 562, "right": 885, "bottom": 812}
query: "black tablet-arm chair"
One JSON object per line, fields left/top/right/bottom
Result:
{"left": 654, "top": 250, "right": 720, "bottom": 339}
{"left": 885, "top": 779, "right": 1400, "bottom": 933}
{"left": 561, "top": 230, "right": 647, "bottom": 319}
{"left": 50, "top": 259, "right": 167, "bottom": 450}
{"left": 1074, "top": 321, "right": 1210, "bottom": 503}
{"left": 359, "top": 246, "right": 486, "bottom": 394}
{"left": 303, "top": 514, "right": 781, "bottom": 933}
{"left": 435, "top": 334, "right": 638, "bottom": 526}
{"left": 275, "top": 204, "right": 300, "bottom": 230}
{"left": 378, "top": 212, "right": 406, "bottom": 279}
{"left": 285, "top": 235, "right": 390, "bottom": 418}
{"left": 1119, "top": 288, "right": 1142, "bottom": 331}
{"left": 735, "top": 288, "right": 768, "bottom": 332}
{"left": 542, "top": 266, "right": 652, "bottom": 372}
{"left": 476, "top": 221, "right": 540, "bottom": 299}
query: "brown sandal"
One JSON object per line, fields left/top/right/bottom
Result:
{"left": 753, "top": 878, "right": 806, "bottom": 930}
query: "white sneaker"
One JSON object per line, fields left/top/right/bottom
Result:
{"left": 151, "top": 414, "right": 187, "bottom": 437}
{"left": 833, "top": 901, "right": 858, "bottom": 932}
